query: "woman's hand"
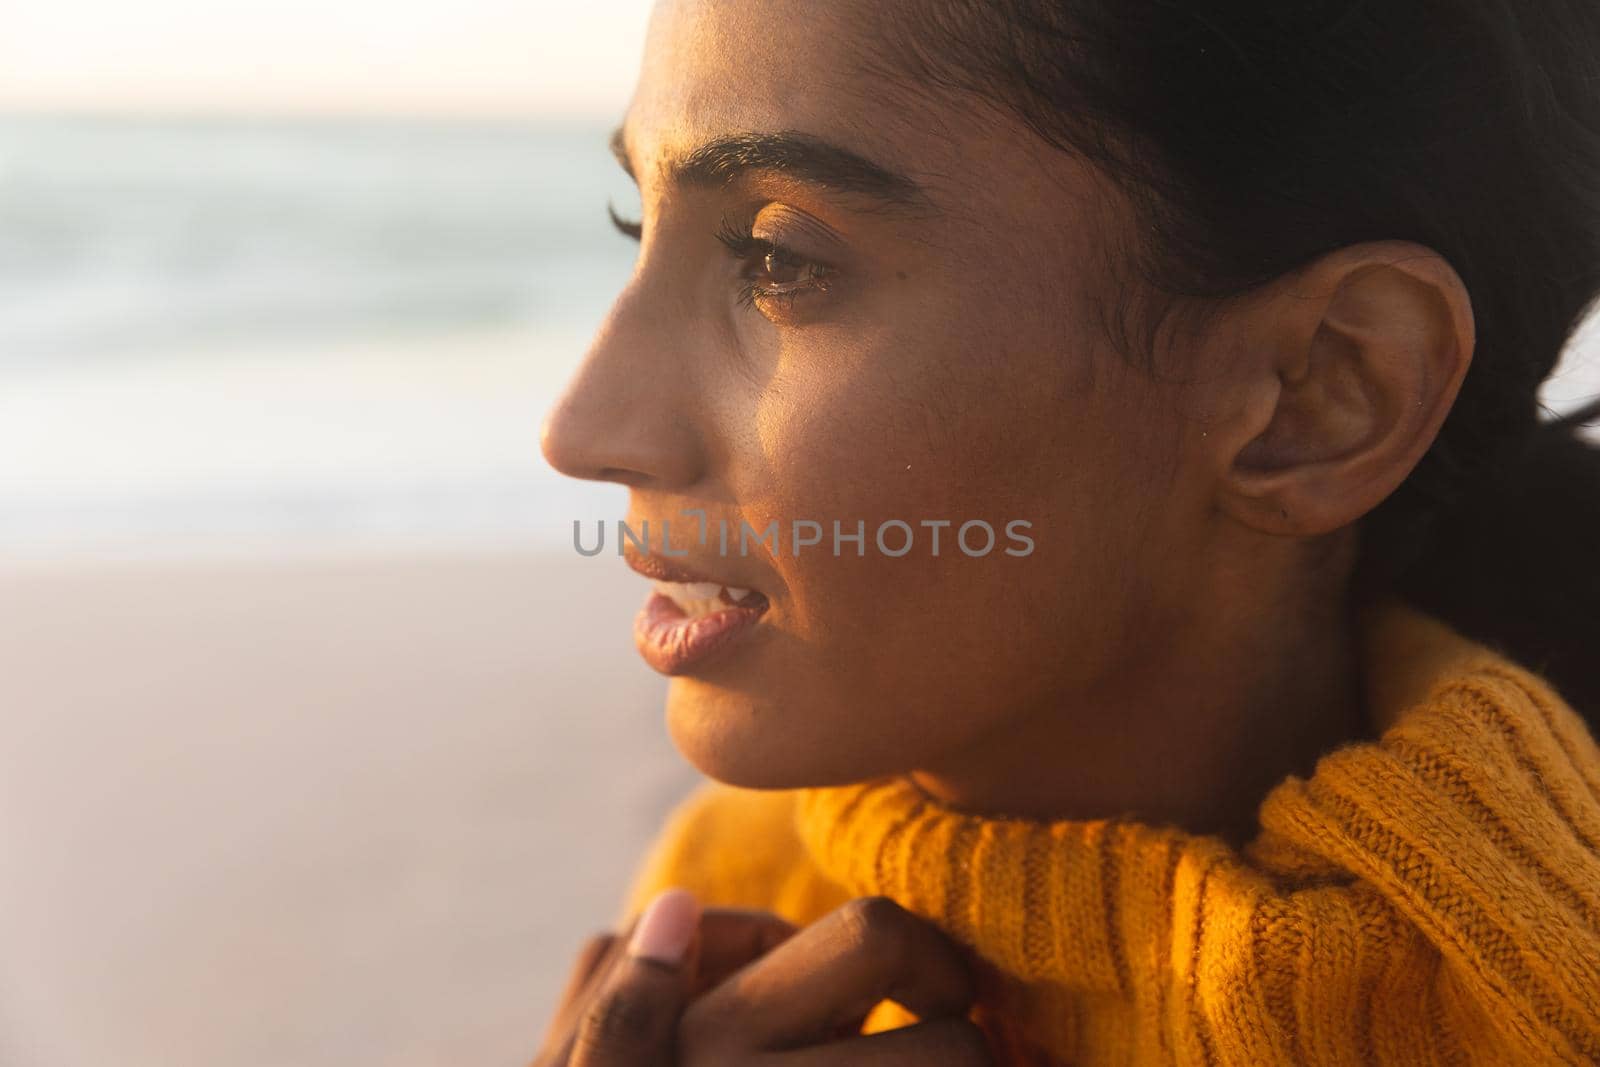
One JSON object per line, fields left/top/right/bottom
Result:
{"left": 532, "top": 889, "right": 798, "bottom": 1065}
{"left": 532, "top": 890, "right": 993, "bottom": 1066}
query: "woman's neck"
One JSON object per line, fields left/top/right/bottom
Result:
{"left": 907, "top": 539, "right": 1367, "bottom": 847}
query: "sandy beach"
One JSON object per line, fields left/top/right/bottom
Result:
{"left": 0, "top": 546, "right": 693, "bottom": 1067}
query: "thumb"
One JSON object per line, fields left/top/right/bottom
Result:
{"left": 571, "top": 888, "right": 701, "bottom": 1067}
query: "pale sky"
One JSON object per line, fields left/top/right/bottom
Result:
{"left": 0, "top": 1, "right": 655, "bottom": 118}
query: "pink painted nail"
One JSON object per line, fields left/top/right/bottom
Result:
{"left": 627, "top": 888, "right": 700, "bottom": 966}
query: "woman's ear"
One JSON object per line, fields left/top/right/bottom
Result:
{"left": 1212, "top": 241, "right": 1475, "bottom": 537}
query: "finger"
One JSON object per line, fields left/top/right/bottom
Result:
{"left": 690, "top": 907, "right": 798, "bottom": 996}
{"left": 685, "top": 896, "right": 975, "bottom": 1049}
{"left": 554, "top": 913, "right": 646, "bottom": 1038}
{"left": 559, "top": 934, "right": 617, "bottom": 1013}
{"left": 535, "top": 932, "right": 618, "bottom": 1057}
{"left": 537, "top": 907, "right": 781, "bottom": 1065}
{"left": 571, "top": 888, "right": 701, "bottom": 1067}
{"left": 763, "top": 1018, "right": 993, "bottom": 1066}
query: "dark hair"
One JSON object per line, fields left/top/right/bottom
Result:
{"left": 873, "top": 1, "right": 1600, "bottom": 724}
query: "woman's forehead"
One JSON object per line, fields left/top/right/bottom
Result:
{"left": 626, "top": 0, "right": 1108, "bottom": 240}
{"left": 632, "top": 3, "right": 884, "bottom": 156}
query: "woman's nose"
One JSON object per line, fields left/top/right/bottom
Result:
{"left": 539, "top": 287, "right": 708, "bottom": 490}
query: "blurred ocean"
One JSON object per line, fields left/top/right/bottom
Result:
{"left": 0, "top": 114, "right": 637, "bottom": 557}
{"left": 1, "top": 113, "right": 1595, "bottom": 560}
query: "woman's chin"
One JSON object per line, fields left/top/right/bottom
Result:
{"left": 663, "top": 679, "right": 907, "bottom": 791}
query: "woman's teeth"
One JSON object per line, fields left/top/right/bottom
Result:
{"left": 654, "top": 580, "right": 756, "bottom": 617}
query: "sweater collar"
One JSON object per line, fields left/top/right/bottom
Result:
{"left": 790, "top": 595, "right": 1551, "bottom": 988}
{"left": 790, "top": 596, "right": 1600, "bottom": 1062}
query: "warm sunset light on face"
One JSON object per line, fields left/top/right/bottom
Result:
{"left": 4, "top": 3, "right": 1599, "bottom": 1064}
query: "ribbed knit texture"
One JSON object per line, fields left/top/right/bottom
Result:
{"left": 621, "top": 597, "right": 1600, "bottom": 1064}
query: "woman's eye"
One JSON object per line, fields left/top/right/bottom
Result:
{"left": 734, "top": 244, "right": 834, "bottom": 316}
{"left": 610, "top": 206, "right": 838, "bottom": 319}
{"left": 751, "top": 247, "right": 828, "bottom": 290}
{"left": 761, "top": 249, "right": 801, "bottom": 284}
{"left": 713, "top": 216, "right": 835, "bottom": 317}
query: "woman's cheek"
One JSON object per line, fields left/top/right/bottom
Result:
{"left": 750, "top": 351, "right": 902, "bottom": 490}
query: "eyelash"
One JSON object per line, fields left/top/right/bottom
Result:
{"left": 607, "top": 202, "right": 642, "bottom": 241}
{"left": 712, "top": 214, "right": 835, "bottom": 313}
{"left": 606, "top": 202, "right": 835, "bottom": 314}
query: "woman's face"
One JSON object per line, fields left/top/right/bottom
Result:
{"left": 542, "top": 0, "right": 1234, "bottom": 789}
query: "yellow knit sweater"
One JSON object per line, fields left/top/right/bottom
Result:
{"left": 620, "top": 598, "right": 1600, "bottom": 1065}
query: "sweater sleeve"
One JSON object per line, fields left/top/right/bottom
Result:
{"left": 1254, "top": 658, "right": 1600, "bottom": 1064}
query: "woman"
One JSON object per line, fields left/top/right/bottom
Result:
{"left": 533, "top": 1, "right": 1600, "bottom": 1063}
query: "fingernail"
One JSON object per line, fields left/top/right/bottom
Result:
{"left": 627, "top": 888, "right": 700, "bottom": 966}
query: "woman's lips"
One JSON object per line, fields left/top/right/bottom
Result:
{"left": 633, "top": 587, "right": 770, "bottom": 675}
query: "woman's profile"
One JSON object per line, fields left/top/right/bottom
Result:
{"left": 533, "top": 1, "right": 1600, "bottom": 1063}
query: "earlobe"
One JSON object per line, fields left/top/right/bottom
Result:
{"left": 1216, "top": 242, "right": 1474, "bottom": 538}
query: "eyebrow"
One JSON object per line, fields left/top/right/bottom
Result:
{"left": 608, "top": 125, "right": 934, "bottom": 213}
